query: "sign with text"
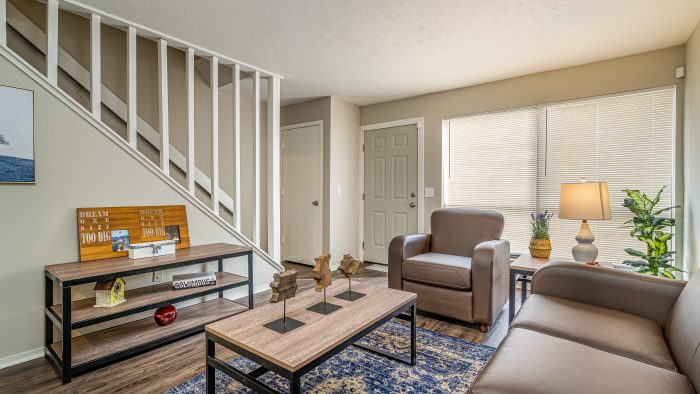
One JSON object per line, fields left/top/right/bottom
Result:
{"left": 77, "top": 205, "right": 190, "bottom": 262}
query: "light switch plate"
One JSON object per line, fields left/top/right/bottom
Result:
{"left": 425, "top": 187, "right": 435, "bottom": 198}
{"left": 337, "top": 187, "right": 342, "bottom": 196}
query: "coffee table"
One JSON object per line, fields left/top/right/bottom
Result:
{"left": 204, "top": 281, "right": 417, "bottom": 393}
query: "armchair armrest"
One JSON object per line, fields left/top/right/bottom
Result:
{"left": 532, "top": 261, "right": 686, "bottom": 325}
{"left": 471, "top": 239, "right": 510, "bottom": 325}
{"left": 388, "top": 234, "right": 431, "bottom": 289}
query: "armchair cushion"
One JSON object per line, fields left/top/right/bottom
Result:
{"left": 512, "top": 294, "right": 676, "bottom": 371}
{"left": 403, "top": 253, "right": 472, "bottom": 290}
{"left": 430, "top": 208, "right": 503, "bottom": 257}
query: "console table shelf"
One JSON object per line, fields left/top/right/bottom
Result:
{"left": 44, "top": 243, "right": 254, "bottom": 384}
{"left": 49, "top": 298, "right": 247, "bottom": 369}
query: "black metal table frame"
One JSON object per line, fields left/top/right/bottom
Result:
{"left": 508, "top": 267, "right": 533, "bottom": 323}
{"left": 206, "top": 300, "right": 417, "bottom": 394}
{"left": 45, "top": 249, "right": 254, "bottom": 384}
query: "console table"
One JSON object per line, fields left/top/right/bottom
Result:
{"left": 44, "top": 243, "right": 253, "bottom": 384}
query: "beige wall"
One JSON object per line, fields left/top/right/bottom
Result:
{"left": 685, "top": 23, "right": 700, "bottom": 277}
{"left": 0, "top": 54, "right": 278, "bottom": 362}
{"left": 361, "top": 47, "right": 686, "bottom": 243}
{"left": 329, "top": 97, "right": 361, "bottom": 263}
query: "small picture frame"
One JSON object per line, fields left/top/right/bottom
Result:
{"left": 165, "top": 225, "right": 181, "bottom": 244}
{"left": 0, "top": 85, "right": 35, "bottom": 184}
{"left": 111, "top": 229, "right": 130, "bottom": 252}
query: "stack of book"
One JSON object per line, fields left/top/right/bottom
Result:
{"left": 172, "top": 271, "right": 217, "bottom": 290}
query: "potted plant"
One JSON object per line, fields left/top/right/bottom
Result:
{"left": 622, "top": 186, "right": 683, "bottom": 278}
{"left": 529, "top": 211, "right": 553, "bottom": 259}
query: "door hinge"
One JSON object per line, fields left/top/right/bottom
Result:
{"left": 362, "top": 241, "right": 365, "bottom": 249}
{"left": 362, "top": 193, "right": 364, "bottom": 201}
{"left": 362, "top": 144, "right": 365, "bottom": 152}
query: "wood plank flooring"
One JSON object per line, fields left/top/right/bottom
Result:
{"left": 0, "top": 262, "right": 520, "bottom": 393}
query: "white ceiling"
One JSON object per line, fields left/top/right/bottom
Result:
{"left": 77, "top": 0, "right": 700, "bottom": 106}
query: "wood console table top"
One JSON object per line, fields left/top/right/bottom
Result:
{"left": 45, "top": 243, "right": 252, "bottom": 284}
{"left": 206, "top": 281, "right": 416, "bottom": 372}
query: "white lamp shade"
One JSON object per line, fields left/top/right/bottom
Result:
{"left": 559, "top": 181, "right": 612, "bottom": 220}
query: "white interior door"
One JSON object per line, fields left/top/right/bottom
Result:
{"left": 282, "top": 123, "right": 323, "bottom": 265}
{"left": 364, "top": 125, "right": 418, "bottom": 264}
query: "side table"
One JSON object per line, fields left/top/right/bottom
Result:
{"left": 508, "top": 254, "right": 572, "bottom": 323}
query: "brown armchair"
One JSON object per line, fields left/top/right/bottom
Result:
{"left": 388, "top": 208, "right": 510, "bottom": 332}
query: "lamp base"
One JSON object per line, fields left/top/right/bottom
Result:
{"left": 572, "top": 220, "right": 598, "bottom": 263}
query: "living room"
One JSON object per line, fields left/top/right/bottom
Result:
{"left": 0, "top": 0, "right": 699, "bottom": 393}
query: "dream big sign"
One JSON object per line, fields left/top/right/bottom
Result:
{"left": 76, "top": 205, "right": 190, "bottom": 262}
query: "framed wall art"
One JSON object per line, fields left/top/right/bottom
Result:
{"left": 0, "top": 85, "right": 35, "bottom": 184}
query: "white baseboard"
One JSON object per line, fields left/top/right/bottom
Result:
{"left": 0, "top": 347, "right": 44, "bottom": 370}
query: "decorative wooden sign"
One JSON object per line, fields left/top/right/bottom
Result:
{"left": 339, "top": 254, "right": 361, "bottom": 278}
{"left": 269, "top": 269, "right": 299, "bottom": 303}
{"left": 77, "top": 205, "right": 190, "bottom": 262}
{"left": 312, "top": 254, "right": 332, "bottom": 292}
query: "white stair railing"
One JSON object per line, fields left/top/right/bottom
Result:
{"left": 1, "top": 0, "right": 283, "bottom": 268}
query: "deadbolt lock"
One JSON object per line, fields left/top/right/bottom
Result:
{"left": 411, "top": 192, "right": 416, "bottom": 197}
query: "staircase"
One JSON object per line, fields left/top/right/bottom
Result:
{"left": 0, "top": 0, "right": 283, "bottom": 271}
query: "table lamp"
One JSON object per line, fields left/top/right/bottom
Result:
{"left": 559, "top": 180, "right": 611, "bottom": 262}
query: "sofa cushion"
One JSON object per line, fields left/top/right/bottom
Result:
{"left": 469, "top": 328, "right": 694, "bottom": 394}
{"left": 512, "top": 294, "right": 676, "bottom": 371}
{"left": 403, "top": 253, "right": 471, "bottom": 290}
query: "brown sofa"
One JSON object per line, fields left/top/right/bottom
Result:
{"left": 388, "top": 208, "right": 510, "bottom": 332}
{"left": 470, "top": 261, "right": 699, "bottom": 394}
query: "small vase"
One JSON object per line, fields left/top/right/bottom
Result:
{"left": 529, "top": 239, "right": 552, "bottom": 259}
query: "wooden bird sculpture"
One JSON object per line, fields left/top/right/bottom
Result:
{"left": 269, "top": 269, "right": 299, "bottom": 303}
{"left": 312, "top": 254, "right": 332, "bottom": 292}
{"left": 339, "top": 254, "right": 361, "bottom": 278}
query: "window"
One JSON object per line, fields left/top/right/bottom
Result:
{"left": 443, "top": 87, "right": 676, "bottom": 263}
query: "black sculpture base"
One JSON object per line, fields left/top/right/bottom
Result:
{"left": 263, "top": 316, "right": 305, "bottom": 334}
{"left": 335, "top": 290, "right": 366, "bottom": 301}
{"left": 307, "top": 301, "right": 342, "bottom": 315}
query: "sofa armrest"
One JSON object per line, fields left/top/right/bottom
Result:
{"left": 471, "top": 239, "right": 510, "bottom": 325}
{"left": 532, "top": 261, "right": 686, "bottom": 325}
{"left": 388, "top": 234, "right": 431, "bottom": 289}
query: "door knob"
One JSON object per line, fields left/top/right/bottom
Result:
{"left": 409, "top": 202, "right": 416, "bottom": 208}
{"left": 312, "top": 200, "right": 319, "bottom": 206}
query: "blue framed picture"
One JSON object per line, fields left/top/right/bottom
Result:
{"left": 0, "top": 85, "right": 35, "bottom": 183}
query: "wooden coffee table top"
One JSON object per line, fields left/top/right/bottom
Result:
{"left": 206, "top": 281, "right": 415, "bottom": 372}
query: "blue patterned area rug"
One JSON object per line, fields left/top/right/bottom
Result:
{"left": 166, "top": 320, "right": 494, "bottom": 393}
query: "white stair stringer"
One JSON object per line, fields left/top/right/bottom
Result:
{"left": 0, "top": 45, "right": 283, "bottom": 272}
{"left": 5, "top": 2, "right": 236, "bottom": 213}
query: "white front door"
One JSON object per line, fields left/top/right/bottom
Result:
{"left": 282, "top": 122, "right": 323, "bottom": 265}
{"left": 363, "top": 124, "right": 418, "bottom": 264}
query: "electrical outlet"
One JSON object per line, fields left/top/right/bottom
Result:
{"left": 153, "top": 271, "right": 164, "bottom": 282}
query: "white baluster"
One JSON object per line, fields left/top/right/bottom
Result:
{"left": 253, "top": 71, "right": 261, "bottom": 246}
{"left": 90, "top": 14, "right": 101, "bottom": 120}
{"left": 158, "top": 39, "right": 169, "bottom": 175}
{"left": 267, "top": 76, "right": 281, "bottom": 262}
{"left": 186, "top": 48, "right": 196, "bottom": 195}
{"left": 211, "top": 56, "right": 220, "bottom": 214}
{"left": 46, "top": 0, "right": 58, "bottom": 84}
{"left": 233, "top": 64, "right": 242, "bottom": 231}
{"left": 1, "top": 0, "right": 7, "bottom": 46}
{"left": 127, "top": 27, "right": 137, "bottom": 148}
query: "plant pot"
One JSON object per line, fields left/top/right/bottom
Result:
{"left": 529, "top": 239, "right": 552, "bottom": 259}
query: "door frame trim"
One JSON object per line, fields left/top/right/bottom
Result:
{"left": 281, "top": 120, "right": 324, "bottom": 264}
{"left": 358, "top": 117, "right": 425, "bottom": 263}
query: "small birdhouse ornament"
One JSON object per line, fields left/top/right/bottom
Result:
{"left": 94, "top": 278, "right": 126, "bottom": 307}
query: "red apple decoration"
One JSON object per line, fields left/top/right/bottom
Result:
{"left": 154, "top": 305, "right": 177, "bottom": 326}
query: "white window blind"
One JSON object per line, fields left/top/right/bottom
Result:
{"left": 444, "top": 108, "right": 538, "bottom": 254}
{"left": 444, "top": 87, "right": 675, "bottom": 263}
{"left": 540, "top": 88, "right": 675, "bottom": 263}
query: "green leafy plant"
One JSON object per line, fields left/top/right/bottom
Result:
{"left": 622, "top": 186, "right": 682, "bottom": 278}
{"left": 530, "top": 211, "right": 553, "bottom": 240}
